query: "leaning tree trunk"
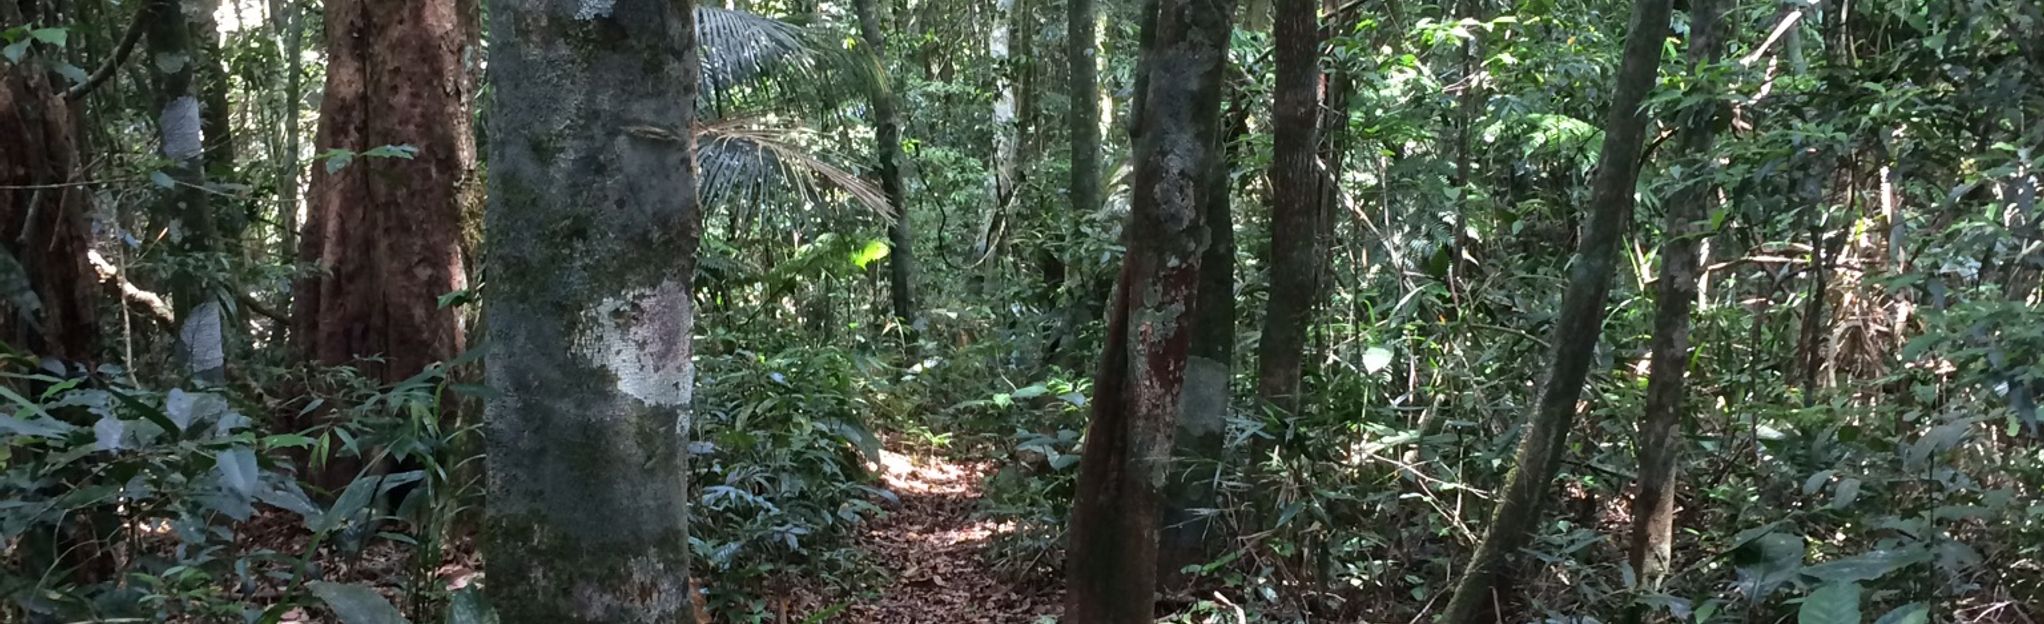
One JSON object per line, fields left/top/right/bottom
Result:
{"left": 143, "top": 0, "right": 222, "bottom": 382}
{"left": 294, "top": 0, "right": 476, "bottom": 383}
{"left": 0, "top": 1, "right": 98, "bottom": 362}
{"left": 1437, "top": 0, "right": 1673, "bottom": 619}
{"left": 1626, "top": 0, "right": 1727, "bottom": 594}
{"left": 1063, "top": 0, "right": 1235, "bottom": 621}
{"left": 853, "top": 0, "right": 918, "bottom": 325}
{"left": 1254, "top": 0, "right": 1325, "bottom": 414}
{"left": 482, "top": 0, "right": 701, "bottom": 621}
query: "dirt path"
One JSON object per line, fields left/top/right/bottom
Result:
{"left": 841, "top": 446, "right": 1061, "bottom": 623}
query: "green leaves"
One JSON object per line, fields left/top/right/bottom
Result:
{"left": 850, "top": 239, "right": 891, "bottom": 269}
{"left": 1796, "top": 582, "right": 1861, "bottom": 624}
{"left": 308, "top": 581, "right": 411, "bottom": 624}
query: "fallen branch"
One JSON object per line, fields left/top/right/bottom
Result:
{"left": 86, "top": 250, "right": 173, "bottom": 329}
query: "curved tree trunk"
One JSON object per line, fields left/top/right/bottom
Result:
{"left": 1626, "top": 0, "right": 1728, "bottom": 593}
{"left": 0, "top": 1, "right": 98, "bottom": 362}
{"left": 853, "top": 0, "right": 918, "bottom": 325}
{"left": 1063, "top": 0, "right": 1235, "bottom": 620}
{"left": 1254, "top": 0, "right": 1325, "bottom": 414}
{"left": 294, "top": 0, "right": 475, "bottom": 384}
{"left": 481, "top": 0, "right": 701, "bottom": 621}
{"left": 1437, "top": 0, "right": 1673, "bottom": 618}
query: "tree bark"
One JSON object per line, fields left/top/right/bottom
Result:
{"left": 853, "top": 0, "right": 918, "bottom": 325}
{"left": 270, "top": 0, "right": 305, "bottom": 262}
{"left": 144, "top": 0, "right": 223, "bottom": 382}
{"left": 1063, "top": 0, "right": 1235, "bottom": 620}
{"left": 1437, "top": 0, "right": 1673, "bottom": 618}
{"left": 0, "top": 1, "right": 98, "bottom": 362}
{"left": 294, "top": 0, "right": 475, "bottom": 383}
{"left": 481, "top": 0, "right": 701, "bottom": 621}
{"left": 1254, "top": 0, "right": 1325, "bottom": 414}
{"left": 1626, "top": 0, "right": 1727, "bottom": 593}
{"left": 975, "top": 0, "right": 1019, "bottom": 263}
{"left": 1067, "top": 0, "right": 1101, "bottom": 225}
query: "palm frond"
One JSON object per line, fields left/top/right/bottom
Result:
{"left": 694, "top": 7, "right": 877, "bottom": 116}
{"left": 697, "top": 118, "right": 894, "bottom": 221}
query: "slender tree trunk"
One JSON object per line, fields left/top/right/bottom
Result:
{"left": 482, "top": 1, "right": 701, "bottom": 621}
{"left": 1159, "top": 71, "right": 1250, "bottom": 589}
{"left": 0, "top": 0, "right": 98, "bottom": 362}
{"left": 1437, "top": 0, "right": 1673, "bottom": 618}
{"left": 1254, "top": 0, "right": 1324, "bottom": 413}
{"left": 191, "top": 0, "right": 236, "bottom": 183}
{"left": 1068, "top": 0, "right": 1101, "bottom": 225}
{"left": 144, "top": 0, "right": 222, "bottom": 382}
{"left": 854, "top": 0, "right": 918, "bottom": 325}
{"left": 1063, "top": 0, "right": 1235, "bottom": 620}
{"left": 270, "top": 0, "right": 305, "bottom": 262}
{"left": 976, "top": 0, "right": 1019, "bottom": 263}
{"left": 294, "top": 0, "right": 475, "bottom": 383}
{"left": 1626, "top": 0, "right": 1727, "bottom": 594}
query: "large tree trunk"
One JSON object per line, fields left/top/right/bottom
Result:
{"left": 0, "top": 1, "right": 98, "bottom": 362}
{"left": 1159, "top": 71, "right": 1250, "bottom": 589}
{"left": 144, "top": 0, "right": 222, "bottom": 382}
{"left": 1437, "top": 0, "right": 1673, "bottom": 618}
{"left": 853, "top": 0, "right": 918, "bottom": 325}
{"left": 1626, "top": 0, "right": 1727, "bottom": 593}
{"left": 294, "top": 0, "right": 475, "bottom": 383}
{"left": 1063, "top": 0, "right": 1235, "bottom": 620}
{"left": 1254, "top": 0, "right": 1325, "bottom": 414}
{"left": 481, "top": 0, "right": 701, "bottom": 621}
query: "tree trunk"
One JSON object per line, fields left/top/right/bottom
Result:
{"left": 481, "top": 1, "right": 701, "bottom": 621}
{"left": 270, "top": 0, "right": 305, "bottom": 262}
{"left": 854, "top": 0, "right": 918, "bottom": 325}
{"left": 294, "top": 0, "right": 475, "bottom": 384}
{"left": 144, "top": 0, "right": 222, "bottom": 382}
{"left": 0, "top": 1, "right": 98, "bottom": 362}
{"left": 1626, "top": 0, "right": 1727, "bottom": 593}
{"left": 1063, "top": 0, "right": 1235, "bottom": 620}
{"left": 1254, "top": 0, "right": 1324, "bottom": 414}
{"left": 1437, "top": 0, "right": 1673, "bottom": 618}
{"left": 976, "top": 0, "right": 1019, "bottom": 264}
{"left": 1067, "top": 0, "right": 1101, "bottom": 226}
{"left": 1159, "top": 70, "right": 1250, "bottom": 589}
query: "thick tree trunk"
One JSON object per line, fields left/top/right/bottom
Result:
{"left": 294, "top": 0, "right": 475, "bottom": 383}
{"left": 854, "top": 0, "right": 918, "bottom": 325}
{"left": 1063, "top": 0, "right": 1235, "bottom": 620}
{"left": 1159, "top": 72, "right": 1250, "bottom": 589}
{"left": 1626, "top": 0, "right": 1727, "bottom": 593}
{"left": 1254, "top": 0, "right": 1325, "bottom": 414}
{"left": 0, "top": 2, "right": 98, "bottom": 361}
{"left": 482, "top": 1, "right": 701, "bottom": 622}
{"left": 1437, "top": 0, "right": 1673, "bottom": 618}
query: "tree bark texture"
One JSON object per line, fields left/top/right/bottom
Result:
{"left": 482, "top": 0, "right": 700, "bottom": 621}
{"left": 1437, "top": 0, "right": 1673, "bottom": 618}
{"left": 1626, "top": 0, "right": 1727, "bottom": 591}
{"left": 0, "top": 3, "right": 98, "bottom": 361}
{"left": 1254, "top": 0, "right": 1325, "bottom": 414}
{"left": 1063, "top": 0, "right": 1235, "bottom": 621}
{"left": 295, "top": 0, "right": 476, "bottom": 383}
{"left": 853, "top": 0, "right": 918, "bottom": 324}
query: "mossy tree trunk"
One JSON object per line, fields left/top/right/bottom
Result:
{"left": 1437, "top": 0, "right": 1673, "bottom": 618}
{"left": 1627, "top": 0, "right": 1727, "bottom": 593}
{"left": 294, "top": 0, "right": 476, "bottom": 383}
{"left": 1063, "top": 0, "right": 1235, "bottom": 620}
{"left": 1254, "top": 0, "right": 1326, "bottom": 414}
{"left": 481, "top": 0, "right": 701, "bottom": 621}
{"left": 0, "top": 0, "right": 98, "bottom": 362}
{"left": 853, "top": 0, "right": 918, "bottom": 326}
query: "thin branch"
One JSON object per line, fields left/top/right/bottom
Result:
{"left": 86, "top": 250, "right": 174, "bottom": 329}
{"left": 64, "top": 5, "right": 149, "bottom": 101}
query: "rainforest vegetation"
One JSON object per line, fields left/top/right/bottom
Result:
{"left": 0, "top": 0, "right": 2039, "bottom": 621}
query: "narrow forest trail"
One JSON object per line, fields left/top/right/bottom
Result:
{"left": 839, "top": 444, "right": 1062, "bottom": 623}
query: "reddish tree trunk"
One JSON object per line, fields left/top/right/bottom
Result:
{"left": 0, "top": 10, "right": 97, "bottom": 362}
{"left": 1063, "top": 0, "right": 1235, "bottom": 620}
{"left": 295, "top": 0, "right": 476, "bottom": 383}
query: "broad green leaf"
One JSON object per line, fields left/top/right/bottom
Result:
{"left": 850, "top": 239, "right": 890, "bottom": 269}
{"left": 308, "top": 581, "right": 410, "bottom": 624}
{"left": 1803, "top": 547, "right": 1928, "bottom": 583}
{"left": 28, "top": 27, "right": 66, "bottom": 46}
{"left": 215, "top": 448, "right": 259, "bottom": 497}
{"left": 149, "top": 170, "right": 176, "bottom": 188}
{"left": 2, "top": 39, "right": 29, "bottom": 62}
{"left": 1797, "top": 583, "right": 1861, "bottom": 624}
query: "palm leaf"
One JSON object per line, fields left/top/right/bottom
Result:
{"left": 697, "top": 118, "right": 893, "bottom": 220}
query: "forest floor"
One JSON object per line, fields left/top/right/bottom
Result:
{"left": 837, "top": 443, "right": 1062, "bottom": 623}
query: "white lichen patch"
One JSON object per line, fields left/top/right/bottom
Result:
{"left": 160, "top": 97, "right": 204, "bottom": 162}
{"left": 574, "top": 0, "right": 616, "bottom": 20}
{"left": 573, "top": 279, "right": 694, "bottom": 413}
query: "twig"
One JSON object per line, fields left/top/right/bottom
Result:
{"left": 64, "top": 5, "right": 148, "bottom": 101}
{"left": 86, "top": 250, "right": 173, "bottom": 329}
